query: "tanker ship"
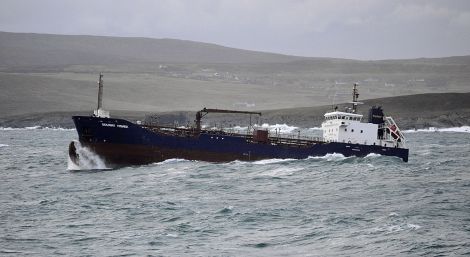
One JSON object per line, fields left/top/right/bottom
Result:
{"left": 69, "top": 74, "right": 408, "bottom": 168}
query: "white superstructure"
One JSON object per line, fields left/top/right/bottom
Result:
{"left": 322, "top": 111, "right": 377, "bottom": 145}
{"left": 321, "top": 84, "right": 406, "bottom": 148}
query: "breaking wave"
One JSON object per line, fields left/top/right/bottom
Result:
{"left": 232, "top": 123, "right": 299, "bottom": 134}
{"left": 307, "top": 153, "right": 350, "bottom": 161}
{"left": 156, "top": 158, "right": 193, "bottom": 165}
{"left": 0, "top": 126, "right": 75, "bottom": 131}
{"left": 365, "top": 153, "right": 382, "bottom": 158}
{"left": 252, "top": 158, "right": 296, "bottom": 165}
{"left": 403, "top": 126, "right": 470, "bottom": 133}
{"left": 0, "top": 144, "right": 8, "bottom": 148}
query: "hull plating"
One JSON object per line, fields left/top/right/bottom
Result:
{"left": 69, "top": 116, "right": 409, "bottom": 167}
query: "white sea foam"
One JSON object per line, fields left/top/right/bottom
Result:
{"left": 156, "top": 158, "right": 190, "bottom": 165}
{"left": 44, "top": 127, "right": 75, "bottom": 131}
{"left": 403, "top": 126, "right": 470, "bottom": 133}
{"left": 365, "top": 153, "right": 382, "bottom": 158}
{"left": 67, "top": 141, "right": 108, "bottom": 170}
{"left": 252, "top": 158, "right": 296, "bottom": 165}
{"left": 258, "top": 123, "right": 299, "bottom": 133}
{"left": 232, "top": 123, "right": 299, "bottom": 134}
{"left": 0, "top": 143, "right": 9, "bottom": 147}
{"left": 308, "top": 153, "right": 349, "bottom": 161}
{"left": 407, "top": 223, "right": 421, "bottom": 230}
{"left": 1, "top": 126, "right": 75, "bottom": 131}
{"left": 388, "top": 225, "right": 404, "bottom": 232}
{"left": 258, "top": 167, "right": 302, "bottom": 177}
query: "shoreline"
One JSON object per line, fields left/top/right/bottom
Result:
{"left": 1, "top": 92, "right": 469, "bottom": 130}
{"left": 1, "top": 110, "right": 469, "bottom": 131}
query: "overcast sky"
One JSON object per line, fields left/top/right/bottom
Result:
{"left": 1, "top": 0, "right": 469, "bottom": 60}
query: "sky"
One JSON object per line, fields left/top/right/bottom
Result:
{"left": 1, "top": 0, "right": 470, "bottom": 60}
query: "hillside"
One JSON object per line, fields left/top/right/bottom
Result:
{"left": 0, "top": 31, "right": 302, "bottom": 68}
{"left": 1, "top": 93, "right": 469, "bottom": 130}
{"left": 1, "top": 32, "right": 469, "bottom": 120}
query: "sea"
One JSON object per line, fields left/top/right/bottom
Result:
{"left": 1, "top": 125, "right": 469, "bottom": 256}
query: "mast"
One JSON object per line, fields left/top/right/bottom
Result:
{"left": 93, "top": 73, "right": 110, "bottom": 118}
{"left": 97, "top": 73, "right": 104, "bottom": 110}
{"left": 352, "top": 83, "right": 360, "bottom": 113}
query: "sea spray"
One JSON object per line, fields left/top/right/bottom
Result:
{"left": 231, "top": 123, "right": 299, "bottom": 134}
{"left": 0, "top": 126, "right": 75, "bottom": 131}
{"left": 67, "top": 141, "right": 108, "bottom": 170}
{"left": 403, "top": 126, "right": 470, "bottom": 133}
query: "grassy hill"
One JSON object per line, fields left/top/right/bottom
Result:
{"left": 0, "top": 31, "right": 301, "bottom": 68}
{"left": 1, "top": 93, "right": 469, "bottom": 130}
{"left": 1, "top": 31, "right": 469, "bottom": 121}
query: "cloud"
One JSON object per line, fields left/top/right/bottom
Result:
{"left": 0, "top": 0, "right": 469, "bottom": 59}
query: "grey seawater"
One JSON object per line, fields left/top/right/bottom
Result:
{"left": 1, "top": 128, "right": 469, "bottom": 256}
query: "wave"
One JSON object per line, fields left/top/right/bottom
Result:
{"left": 232, "top": 153, "right": 352, "bottom": 164}
{"left": 365, "top": 153, "right": 382, "bottom": 158}
{"left": 257, "top": 167, "right": 303, "bottom": 177}
{"left": 403, "top": 126, "right": 470, "bottom": 133}
{"left": 0, "top": 126, "right": 75, "bottom": 131}
{"left": 252, "top": 158, "right": 296, "bottom": 165}
{"left": 259, "top": 123, "right": 298, "bottom": 133}
{"left": 307, "top": 153, "right": 350, "bottom": 161}
{"left": 232, "top": 123, "right": 299, "bottom": 134}
{"left": 155, "top": 158, "right": 193, "bottom": 165}
{"left": 0, "top": 144, "right": 8, "bottom": 147}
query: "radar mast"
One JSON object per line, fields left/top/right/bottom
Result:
{"left": 351, "top": 83, "right": 362, "bottom": 113}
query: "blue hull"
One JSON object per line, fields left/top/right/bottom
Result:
{"left": 70, "top": 116, "right": 409, "bottom": 167}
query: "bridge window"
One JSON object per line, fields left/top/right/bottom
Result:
{"left": 345, "top": 128, "right": 347, "bottom": 132}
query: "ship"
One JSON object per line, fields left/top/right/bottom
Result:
{"left": 68, "top": 74, "right": 409, "bottom": 168}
